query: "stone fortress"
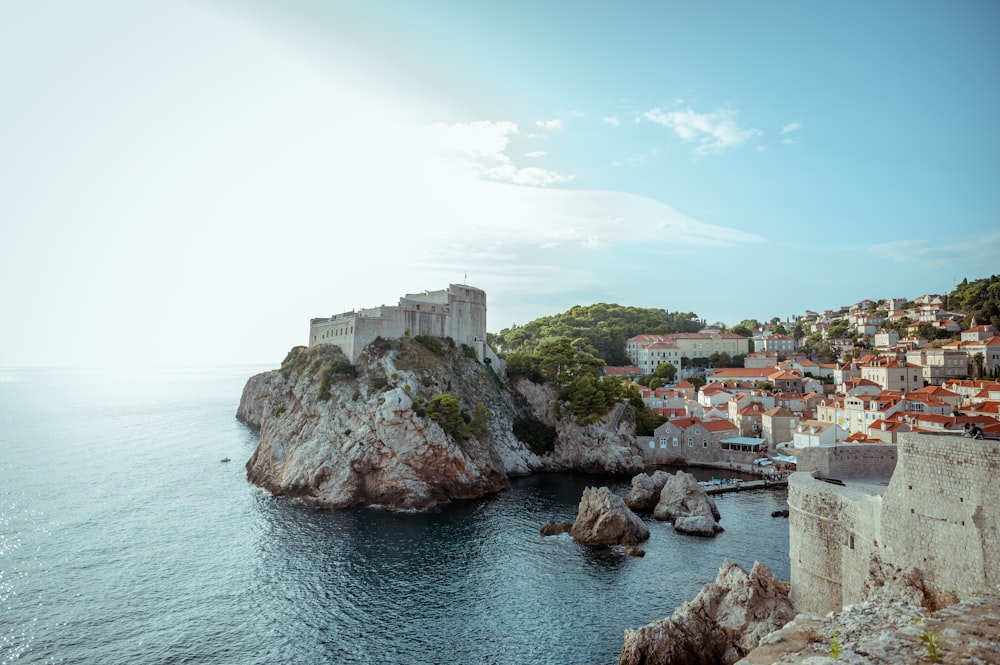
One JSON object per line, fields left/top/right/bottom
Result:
{"left": 788, "top": 432, "right": 999, "bottom": 615}
{"left": 309, "top": 283, "right": 502, "bottom": 367}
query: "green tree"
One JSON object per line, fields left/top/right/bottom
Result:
{"left": 494, "top": 303, "right": 703, "bottom": 364}
{"left": 469, "top": 402, "right": 490, "bottom": 440}
{"left": 426, "top": 394, "right": 467, "bottom": 441}
{"left": 972, "top": 352, "right": 985, "bottom": 378}
{"left": 687, "top": 374, "right": 707, "bottom": 389}
{"left": 534, "top": 336, "right": 604, "bottom": 386}
{"left": 653, "top": 361, "right": 677, "bottom": 383}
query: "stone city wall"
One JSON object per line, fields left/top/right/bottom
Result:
{"left": 881, "top": 434, "right": 1000, "bottom": 601}
{"left": 796, "top": 444, "right": 897, "bottom": 479}
{"left": 789, "top": 434, "right": 1000, "bottom": 616}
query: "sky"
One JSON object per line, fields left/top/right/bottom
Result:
{"left": 2, "top": 1, "right": 998, "bottom": 367}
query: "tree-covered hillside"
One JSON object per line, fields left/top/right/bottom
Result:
{"left": 951, "top": 274, "right": 1000, "bottom": 329}
{"left": 492, "top": 303, "right": 702, "bottom": 366}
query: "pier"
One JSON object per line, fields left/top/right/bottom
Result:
{"left": 701, "top": 478, "right": 788, "bottom": 495}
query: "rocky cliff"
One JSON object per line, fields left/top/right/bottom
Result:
{"left": 237, "top": 341, "right": 643, "bottom": 510}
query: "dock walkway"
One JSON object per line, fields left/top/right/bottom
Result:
{"left": 702, "top": 478, "right": 787, "bottom": 495}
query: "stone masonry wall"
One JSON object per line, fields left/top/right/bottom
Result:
{"left": 796, "top": 444, "right": 897, "bottom": 479}
{"left": 789, "top": 434, "right": 1000, "bottom": 616}
{"left": 881, "top": 434, "right": 1000, "bottom": 601}
{"left": 789, "top": 473, "right": 883, "bottom": 615}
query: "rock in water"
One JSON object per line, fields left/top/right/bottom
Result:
{"left": 570, "top": 486, "right": 650, "bottom": 547}
{"left": 624, "top": 470, "right": 673, "bottom": 512}
{"left": 539, "top": 520, "right": 573, "bottom": 537}
{"left": 653, "top": 470, "right": 723, "bottom": 536}
{"left": 619, "top": 561, "right": 795, "bottom": 665}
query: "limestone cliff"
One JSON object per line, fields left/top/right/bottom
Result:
{"left": 238, "top": 341, "right": 643, "bottom": 510}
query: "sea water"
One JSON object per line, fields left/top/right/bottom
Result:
{"left": 0, "top": 367, "right": 790, "bottom": 664}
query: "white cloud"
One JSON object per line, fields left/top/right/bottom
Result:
{"left": 781, "top": 121, "right": 802, "bottom": 144}
{"left": 868, "top": 232, "right": 1000, "bottom": 269}
{"left": 525, "top": 150, "right": 546, "bottom": 158}
{"left": 644, "top": 107, "right": 762, "bottom": 155}
{"left": 536, "top": 118, "right": 563, "bottom": 130}
{"left": 421, "top": 120, "right": 573, "bottom": 186}
{"left": 603, "top": 115, "right": 620, "bottom": 126}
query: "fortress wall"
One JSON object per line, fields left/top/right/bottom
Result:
{"left": 796, "top": 444, "right": 897, "bottom": 479}
{"left": 309, "top": 314, "right": 359, "bottom": 363}
{"left": 789, "top": 474, "right": 885, "bottom": 615}
{"left": 789, "top": 434, "right": 1000, "bottom": 616}
{"left": 881, "top": 434, "right": 1000, "bottom": 599}
{"left": 308, "top": 284, "right": 489, "bottom": 364}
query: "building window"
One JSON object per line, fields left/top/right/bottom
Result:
{"left": 673, "top": 437, "right": 678, "bottom": 447}
{"left": 703, "top": 439, "right": 708, "bottom": 447}
{"left": 649, "top": 440, "right": 656, "bottom": 449}
{"left": 687, "top": 437, "right": 694, "bottom": 447}
{"left": 659, "top": 438, "right": 666, "bottom": 448}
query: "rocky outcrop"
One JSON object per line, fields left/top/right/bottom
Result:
{"left": 513, "top": 379, "right": 643, "bottom": 475}
{"left": 652, "top": 470, "right": 723, "bottom": 536}
{"left": 238, "top": 342, "right": 644, "bottom": 510}
{"left": 569, "top": 486, "right": 650, "bottom": 547}
{"left": 624, "top": 470, "right": 672, "bottom": 512}
{"left": 619, "top": 561, "right": 795, "bottom": 665}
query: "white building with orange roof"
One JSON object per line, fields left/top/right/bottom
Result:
{"left": 961, "top": 324, "right": 996, "bottom": 342}
{"left": 872, "top": 329, "right": 899, "bottom": 349}
{"left": 744, "top": 351, "right": 778, "bottom": 369}
{"left": 728, "top": 399, "right": 772, "bottom": 438}
{"left": 626, "top": 331, "right": 750, "bottom": 367}
{"left": 792, "top": 419, "right": 844, "bottom": 447}
{"left": 866, "top": 418, "right": 911, "bottom": 443}
{"left": 908, "top": 384, "right": 961, "bottom": 410}
{"left": 860, "top": 356, "right": 924, "bottom": 392}
{"left": 839, "top": 377, "right": 882, "bottom": 397}
{"left": 698, "top": 382, "right": 734, "bottom": 409}
{"left": 906, "top": 347, "right": 969, "bottom": 384}
{"left": 942, "top": 379, "right": 1000, "bottom": 405}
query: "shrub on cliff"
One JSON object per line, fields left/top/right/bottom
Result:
{"left": 513, "top": 417, "right": 557, "bottom": 456}
{"left": 414, "top": 335, "right": 443, "bottom": 355}
{"left": 427, "top": 394, "right": 468, "bottom": 441}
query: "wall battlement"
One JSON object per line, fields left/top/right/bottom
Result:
{"left": 789, "top": 435, "right": 1000, "bottom": 615}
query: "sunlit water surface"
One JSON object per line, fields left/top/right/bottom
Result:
{"left": 0, "top": 367, "right": 789, "bottom": 664}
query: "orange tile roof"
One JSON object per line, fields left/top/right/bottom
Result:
{"left": 701, "top": 419, "right": 739, "bottom": 432}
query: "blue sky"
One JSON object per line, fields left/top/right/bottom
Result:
{"left": 1, "top": 1, "right": 997, "bottom": 366}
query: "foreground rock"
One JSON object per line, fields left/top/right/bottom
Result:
{"left": 738, "top": 586, "right": 1000, "bottom": 665}
{"left": 239, "top": 342, "right": 645, "bottom": 511}
{"left": 619, "top": 561, "right": 794, "bottom": 665}
{"left": 653, "top": 470, "right": 723, "bottom": 536}
{"left": 569, "top": 486, "right": 650, "bottom": 547}
{"left": 624, "top": 470, "right": 672, "bottom": 512}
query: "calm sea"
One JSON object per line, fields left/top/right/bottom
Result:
{"left": 0, "top": 367, "right": 790, "bottom": 665}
